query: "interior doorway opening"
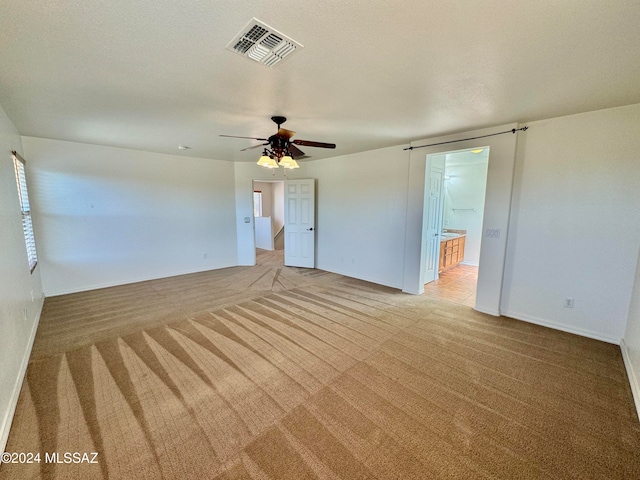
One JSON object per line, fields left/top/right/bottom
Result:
{"left": 423, "top": 147, "right": 490, "bottom": 307}
{"left": 253, "top": 180, "right": 285, "bottom": 266}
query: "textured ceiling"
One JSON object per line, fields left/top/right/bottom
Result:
{"left": 1, "top": 0, "right": 639, "bottom": 162}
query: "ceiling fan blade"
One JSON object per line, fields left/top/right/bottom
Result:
{"left": 293, "top": 139, "right": 336, "bottom": 149}
{"left": 220, "top": 134, "right": 269, "bottom": 141}
{"left": 240, "top": 143, "right": 269, "bottom": 152}
{"left": 288, "top": 144, "right": 305, "bottom": 157}
{"left": 277, "top": 128, "right": 296, "bottom": 139}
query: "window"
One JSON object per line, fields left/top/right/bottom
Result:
{"left": 12, "top": 151, "right": 38, "bottom": 273}
{"left": 253, "top": 191, "right": 262, "bottom": 217}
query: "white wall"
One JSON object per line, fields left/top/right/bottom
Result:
{"left": 0, "top": 107, "right": 44, "bottom": 452}
{"left": 254, "top": 216, "right": 274, "bottom": 250}
{"left": 254, "top": 181, "right": 273, "bottom": 217}
{"left": 502, "top": 103, "right": 640, "bottom": 343}
{"left": 235, "top": 146, "right": 410, "bottom": 288}
{"left": 622, "top": 246, "right": 640, "bottom": 418}
{"left": 22, "top": 137, "right": 238, "bottom": 296}
{"left": 272, "top": 181, "right": 285, "bottom": 237}
{"left": 443, "top": 157, "right": 489, "bottom": 265}
{"left": 253, "top": 180, "right": 285, "bottom": 235}
{"left": 305, "top": 146, "right": 410, "bottom": 289}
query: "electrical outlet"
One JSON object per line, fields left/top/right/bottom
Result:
{"left": 202, "top": 253, "right": 208, "bottom": 260}
{"left": 564, "top": 298, "right": 574, "bottom": 308}
{"left": 23, "top": 306, "right": 28, "bottom": 320}
{"left": 244, "top": 217, "right": 251, "bottom": 223}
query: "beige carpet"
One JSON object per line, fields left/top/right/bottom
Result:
{"left": 2, "top": 255, "right": 639, "bottom": 479}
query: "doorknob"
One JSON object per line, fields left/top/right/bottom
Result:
{"left": 306, "top": 227, "right": 314, "bottom": 231}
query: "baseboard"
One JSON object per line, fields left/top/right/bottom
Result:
{"left": 0, "top": 300, "right": 43, "bottom": 453}
{"left": 45, "top": 262, "right": 238, "bottom": 297}
{"left": 403, "top": 286, "right": 424, "bottom": 295}
{"left": 318, "top": 266, "right": 403, "bottom": 292}
{"left": 474, "top": 305, "right": 501, "bottom": 316}
{"left": 502, "top": 310, "right": 620, "bottom": 345}
{"left": 620, "top": 339, "right": 640, "bottom": 422}
{"left": 461, "top": 261, "right": 479, "bottom": 267}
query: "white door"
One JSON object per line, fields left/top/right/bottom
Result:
{"left": 424, "top": 155, "right": 445, "bottom": 284}
{"left": 284, "top": 179, "right": 315, "bottom": 268}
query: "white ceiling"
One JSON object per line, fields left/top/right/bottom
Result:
{"left": 1, "top": 1, "right": 639, "bottom": 162}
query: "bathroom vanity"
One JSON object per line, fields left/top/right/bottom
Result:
{"left": 439, "top": 229, "right": 466, "bottom": 273}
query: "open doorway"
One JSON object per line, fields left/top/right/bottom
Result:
{"left": 423, "top": 147, "right": 490, "bottom": 307}
{"left": 253, "top": 180, "right": 285, "bottom": 266}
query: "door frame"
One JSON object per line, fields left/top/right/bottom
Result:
{"left": 246, "top": 178, "right": 317, "bottom": 268}
{"left": 283, "top": 178, "right": 316, "bottom": 268}
{"left": 422, "top": 147, "right": 490, "bottom": 293}
{"left": 250, "top": 179, "right": 285, "bottom": 261}
{"left": 402, "top": 123, "right": 519, "bottom": 316}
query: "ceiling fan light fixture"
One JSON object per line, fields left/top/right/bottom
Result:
{"left": 264, "top": 157, "right": 279, "bottom": 169}
{"left": 471, "top": 149, "right": 484, "bottom": 154}
{"left": 280, "top": 156, "right": 299, "bottom": 169}
{"left": 257, "top": 154, "right": 272, "bottom": 166}
{"left": 222, "top": 116, "right": 336, "bottom": 166}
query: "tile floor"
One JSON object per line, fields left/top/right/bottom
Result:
{"left": 423, "top": 264, "right": 478, "bottom": 307}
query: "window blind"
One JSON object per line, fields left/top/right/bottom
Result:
{"left": 253, "top": 191, "right": 263, "bottom": 217}
{"left": 12, "top": 151, "right": 38, "bottom": 273}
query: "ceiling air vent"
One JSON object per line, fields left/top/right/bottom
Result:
{"left": 226, "top": 18, "right": 302, "bottom": 68}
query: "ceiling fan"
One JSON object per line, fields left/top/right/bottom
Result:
{"left": 220, "top": 116, "right": 336, "bottom": 168}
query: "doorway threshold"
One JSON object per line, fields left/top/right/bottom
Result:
{"left": 423, "top": 265, "right": 478, "bottom": 307}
